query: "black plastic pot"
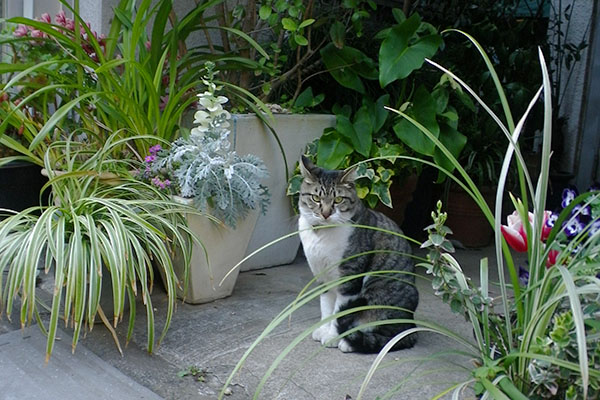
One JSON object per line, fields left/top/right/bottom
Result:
{"left": 0, "top": 161, "right": 48, "bottom": 213}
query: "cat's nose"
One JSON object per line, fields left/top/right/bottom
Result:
{"left": 322, "top": 208, "right": 332, "bottom": 219}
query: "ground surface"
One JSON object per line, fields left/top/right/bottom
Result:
{"left": 1, "top": 245, "right": 517, "bottom": 399}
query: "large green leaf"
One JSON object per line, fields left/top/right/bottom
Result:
{"left": 334, "top": 113, "right": 371, "bottom": 158}
{"left": 372, "top": 94, "right": 390, "bottom": 133}
{"left": 321, "top": 43, "right": 377, "bottom": 94}
{"left": 433, "top": 122, "right": 467, "bottom": 175}
{"left": 393, "top": 86, "right": 439, "bottom": 155}
{"left": 379, "top": 14, "right": 442, "bottom": 88}
{"left": 317, "top": 130, "right": 353, "bottom": 170}
{"left": 352, "top": 106, "right": 373, "bottom": 157}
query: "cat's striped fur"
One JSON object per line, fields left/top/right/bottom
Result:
{"left": 298, "top": 156, "right": 418, "bottom": 353}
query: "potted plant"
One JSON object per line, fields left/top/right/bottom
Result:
{"left": 0, "top": 133, "right": 196, "bottom": 361}
{"left": 288, "top": 10, "right": 471, "bottom": 233}
{"left": 141, "top": 63, "right": 270, "bottom": 303}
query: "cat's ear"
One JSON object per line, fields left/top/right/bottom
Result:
{"left": 341, "top": 164, "right": 359, "bottom": 183}
{"left": 299, "top": 155, "right": 318, "bottom": 181}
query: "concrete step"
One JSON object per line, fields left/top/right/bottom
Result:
{"left": 0, "top": 326, "right": 163, "bottom": 400}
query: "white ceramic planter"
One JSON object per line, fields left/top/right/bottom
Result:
{"left": 171, "top": 196, "right": 259, "bottom": 304}
{"left": 230, "top": 114, "right": 335, "bottom": 271}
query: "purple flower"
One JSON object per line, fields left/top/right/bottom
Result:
{"left": 519, "top": 265, "right": 529, "bottom": 287}
{"left": 573, "top": 204, "right": 591, "bottom": 217}
{"left": 589, "top": 182, "right": 600, "bottom": 192}
{"left": 563, "top": 217, "right": 584, "bottom": 239}
{"left": 561, "top": 188, "right": 577, "bottom": 209}
{"left": 150, "top": 176, "right": 171, "bottom": 190}
{"left": 149, "top": 144, "right": 162, "bottom": 155}
{"left": 546, "top": 212, "right": 558, "bottom": 229}
{"left": 589, "top": 219, "right": 600, "bottom": 237}
{"left": 144, "top": 155, "right": 156, "bottom": 163}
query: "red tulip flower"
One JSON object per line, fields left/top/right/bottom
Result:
{"left": 546, "top": 249, "right": 560, "bottom": 267}
{"left": 501, "top": 211, "right": 529, "bottom": 252}
{"left": 501, "top": 210, "right": 554, "bottom": 253}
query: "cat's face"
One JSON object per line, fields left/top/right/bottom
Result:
{"left": 298, "top": 156, "right": 359, "bottom": 226}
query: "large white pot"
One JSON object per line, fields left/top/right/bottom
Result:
{"left": 231, "top": 114, "right": 335, "bottom": 270}
{"left": 171, "top": 196, "right": 259, "bottom": 304}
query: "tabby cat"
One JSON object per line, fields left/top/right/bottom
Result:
{"left": 298, "top": 156, "right": 418, "bottom": 353}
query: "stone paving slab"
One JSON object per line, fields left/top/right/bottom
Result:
{"left": 0, "top": 326, "right": 163, "bottom": 400}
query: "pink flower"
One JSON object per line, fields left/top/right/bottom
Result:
{"left": 65, "top": 18, "right": 75, "bottom": 31}
{"left": 501, "top": 211, "right": 529, "bottom": 252}
{"left": 39, "top": 13, "right": 51, "bottom": 24}
{"left": 145, "top": 155, "right": 156, "bottom": 163}
{"left": 546, "top": 249, "right": 560, "bottom": 268}
{"left": 501, "top": 210, "right": 555, "bottom": 253}
{"left": 14, "top": 24, "right": 29, "bottom": 37}
{"left": 159, "top": 95, "right": 169, "bottom": 111}
{"left": 145, "top": 41, "right": 151, "bottom": 51}
{"left": 55, "top": 10, "right": 67, "bottom": 27}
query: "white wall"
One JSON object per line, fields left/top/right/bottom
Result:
{"left": 575, "top": 4, "right": 600, "bottom": 189}
{"left": 550, "top": 0, "right": 595, "bottom": 177}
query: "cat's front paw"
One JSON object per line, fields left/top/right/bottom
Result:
{"left": 338, "top": 339, "right": 354, "bottom": 353}
{"left": 319, "top": 328, "right": 340, "bottom": 348}
{"left": 312, "top": 324, "right": 329, "bottom": 342}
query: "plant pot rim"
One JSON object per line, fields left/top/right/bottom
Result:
{"left": 0, "top": 160, "right": 41, "bottom": 169}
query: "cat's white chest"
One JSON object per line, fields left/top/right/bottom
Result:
{"left": 298, "top": 216, "right": 353, "bottom": 282}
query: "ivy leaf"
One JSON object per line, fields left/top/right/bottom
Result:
{"left": 370, "top": 180, "right": 392, "bottom": 208}
{"left": 286, "top": 174, "right": 303, "bottom": 196}
{"left": 379, "top": 14, "right": 442, "bottom": 87}
{"left": 356, "top": 185, "right": 369, "bottom": 198}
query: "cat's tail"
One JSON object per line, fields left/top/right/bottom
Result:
{"left": 342, "top": 324, "right": 417, "bottom": 354}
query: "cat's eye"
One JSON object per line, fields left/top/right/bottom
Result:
{"left": 311, "top": 194, "right": 321, "bottom": 203}
{"left": 334, "top": 196, "right": 343, "bottom": 204}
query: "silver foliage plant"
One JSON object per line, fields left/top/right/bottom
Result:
{"left": 147, "top": 63, "right": 269, "bottom": 228}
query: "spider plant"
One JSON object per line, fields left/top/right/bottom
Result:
{"left": 0, "top": 132, "right": 201, "bottom": 362}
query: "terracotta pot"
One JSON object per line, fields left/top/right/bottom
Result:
{"left": 445, "top": 187, "right": 495, "bottom": 248}
{"left": 375, "top": 173, "right": 419, "bottom": 227}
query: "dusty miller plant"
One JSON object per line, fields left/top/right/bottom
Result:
{"left": 146, "top": 63, "right": 269, "bottom": 228}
